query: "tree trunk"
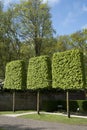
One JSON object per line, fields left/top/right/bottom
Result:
{"left": 34, "top": 38, "right": 42, "bottom": 56}
{"left": 13, "top": 90, "right": 15, "bottom": 112}
{"left": 37, "top": 90, "right": 40, "bottom": 114}
{"left": 66, "top": 90, "right": 70, "bottom": 118}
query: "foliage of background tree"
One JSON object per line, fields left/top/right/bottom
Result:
{"left": 0, "top": 2, "right": 21, "bottom": 78}
{"left": 14, "top": 0, "right": 55, "bottom": 56}
{"left": 1, "top": 0, "right": 87, "bottom": 82}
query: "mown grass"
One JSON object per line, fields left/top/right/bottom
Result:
{"left": 21, "top": 113, "right": 87, "bottom": 125}
{"left": 0, "top": 110, "right": 35, "bottom": 115}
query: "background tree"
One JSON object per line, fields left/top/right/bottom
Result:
{"left": 55, "top": 35, "right": 72, "bottom": 52}
{"left": 40, "top": 38, "right": 57, "bottom": 57}
{"left": 14, "top": 0, "right": 55, "bottom": 56}
{"left": 0, "top": 3, "right": 21, "bottom": 78}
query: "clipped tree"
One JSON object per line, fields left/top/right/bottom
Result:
{"left": 27, "top": 55, "right": 52, "bottom": 114}
{"left": 52, "top": 49, "right": 86, "bottom": 118}
{"left": 4, "top": 60, "right": 26, "bottom": 112}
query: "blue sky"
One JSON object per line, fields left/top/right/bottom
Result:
{"left": 2, "top": 0, "right": 87, "bottom": 36}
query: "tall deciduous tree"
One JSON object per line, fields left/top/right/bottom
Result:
{"left": 0, "top": 3, "right": 21, "bottom": 78}
{"left": 14, "top": 0, "right": 55, "bottom": 56}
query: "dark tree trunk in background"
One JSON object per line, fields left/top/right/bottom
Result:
{"left": 34, "top": 38, "right": 42, "bottom": 56}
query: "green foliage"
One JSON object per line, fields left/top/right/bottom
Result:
{"left": 43, "top": 100, "right": 66, "bottom": 112}
{"left": 4, "top": 60, "right": 26, "bottom": 90}
{"left": 42, "top": 100, "right": 58, "bottom": 112}
{"left": 14, "top": 0, "right": 55, "bottom": 56}
{"left": 27, "top": 55, "right": 52, "bottom": 90}
{"left": 52, "top": 49, "right": 86, "bottom": 90}
{"left": 42, "top": 100, "right": 87, "bottom": 112}
{"left": 77, "top": 100, "right": 87, "bottom": 112}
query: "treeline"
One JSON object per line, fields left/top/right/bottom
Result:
{"left": 0, "top": 0, "right": 87, "bottom": 79}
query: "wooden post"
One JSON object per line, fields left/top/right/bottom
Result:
{"left": 66, "top": 90, "right": 70, "bottom": 118}
{"left": 37, "top": 90, "right": 40, "bottom": 114}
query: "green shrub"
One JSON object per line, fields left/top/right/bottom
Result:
{"left": 42, "top": 100, "right": 66, "bottom": 112}
{"left": 42, "top": 100, "right": 87, "bottom": 112}
{"left": 69, "top": 100, "right": 79, "bottom": 112}
{"left": 77, "top": 100, "right": 87, "bottom": 112}
{"left": 27, "top": 55, "right": 51, "bottom": 90}
{"left": 4, "top": 60, "right": 26, "bottom": 90}
{"left": 42, "top": 100, "right": 58, "bottom": 112}
{"left": 52, "top": 49, "right": 86, "bottom": 90}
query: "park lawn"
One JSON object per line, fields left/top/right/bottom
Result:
{"left": 0, "top": 110, "right": 35, "bottom": 115}
{"left": 21, "top": 113, "right": 87, "bottom": 125}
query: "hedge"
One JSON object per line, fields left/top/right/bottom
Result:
{"left": 42, "top": 100, "right": 87, "bottom": 112}
{"left": 27, "top": 55, "right": 52, "bottom": 90}
{"left": 52, "top": 49, "right": 86, "bottom": 90}
{"left": 4, "top": 60, "right": 26, "bottom": 90}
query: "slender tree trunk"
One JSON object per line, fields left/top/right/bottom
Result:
{"left": 34, "top": 38, "right": 42, "bottom": 56}
{"left": 37, "top": 90, "right": 40, "bottom": 114}
{"left": 66, "top": 90, "right": 70, "bottom": 118}
{"left": 13, "top": 90, "right": 15, "bottom": 112}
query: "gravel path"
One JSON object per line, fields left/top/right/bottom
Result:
{"left": 0, "top": 115, "right": 87, "bottom": 130}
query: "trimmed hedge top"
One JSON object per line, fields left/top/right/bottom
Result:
{"left": 4, "top": 60, "right": 26, "bottom": 90}
{"left": 52, "top": 49, "right": 86, "bottom": 90}
{"left": 27, "top": 55, "right": 52, "bottom": 90}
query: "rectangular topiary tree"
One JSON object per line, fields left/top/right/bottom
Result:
{"left": 27, "top": 55, "right": 52, "bottom": 114}
{"left": 4, "top": 60, "right": 26, "bottom": 111}
{"left": 52, "top": 49, "right": 86, "bottom": 117}
{"left": 27, "top": 55, "right": 51, "bottom": 89}
{"left": 4, "top": 60, "right": 26, "bottom": 90}
{"left": 52, "top": 49, "right": 85, "bottom": 89}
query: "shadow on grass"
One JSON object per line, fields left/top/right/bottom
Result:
{"left": 0, "top": 124, "right": 46, "bottom": 130}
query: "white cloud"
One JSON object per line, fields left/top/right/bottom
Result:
{"left": 62, "top": 2, "right": 83, "bottom": 27}
{"left": 82, "top": 5, "right": 87, "bottom": 12}
{"left": 3, "top": 0, "right": 60, "bottom": 7}
{"left": 3, "top": 0, "right": 12, "bottom": 6}
{"left": 43, "top": 0, "right": 60, "bottom": 6}
{"left": 82, "top": 24, "right": 87, "bottom": 29}
{"left": 62, "top": 12, "right": 76, "bottom": 27}
{"left": 4, "top": 0, "right": 12, "bottom": 5}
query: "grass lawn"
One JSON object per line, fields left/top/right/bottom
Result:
{"left": 21, "top": 113, "right": 87, "bottom": 125}
{"left": 0, "top": 110, "right": 35, "bottom": 115}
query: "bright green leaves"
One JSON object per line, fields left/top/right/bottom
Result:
{"left": 4, "top": 49, "right": 86, "bottom": 91}
{"left": 52, "top": 49, "right": 86, "bottom": 90}
{"left": 4, "top": 60, "right": 26, "bottom": 90}
{"left": 27, "top": 55, "right": 52, "bottom": 90}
